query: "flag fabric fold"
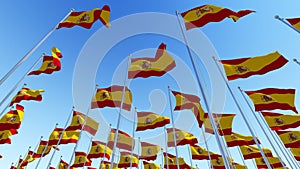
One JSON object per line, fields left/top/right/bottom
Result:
{"left": 66, "top": 111, "right": 99, "bottom": 136}
{"left": 136, "top": 112, "right": 170, "bottom": 131}
{"left": 261, "top": 112, "right": 300, "bottom": 130}
{"left": 224, "top": 132, "right": 259, "bottom": 147}
{"left": 10, "top": 87, "right": 44, "bottom": 106}
{"left": 167, "top": 128, "right": 198, "bottom": 147}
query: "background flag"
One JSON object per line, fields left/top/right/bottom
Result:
{"left": 261, "top": 112, "right": 300, "bottom": 130}
{"left": 225, "top": 132, "right": 259, "bottom": 147}
{"left": 107, "top": 129, "right": 134, "bottom": 151}
{"left": 0, "top": 104, "right": 24, "bottom": 131}
{"left": 255, "top": 157, "right": 283, "bottom": 168}
{"left": 204, "top": 113, "right": 236, "bottom": 136}
{"left": 57, "top": 5, "right": 111, "bottom": 29}
{"left": 10, "top": 87, "right": 44, "bottom": 106}
{"left": 118, "top": 152, "right": 139, "bottom": 168}
{"left": 87, "top": 141, "right": 112, "bottom": 160}
{"left": 71, "top": 152, "right": 92, "bottom": 168}
{"left": 181, "top": 4, "right": 254, "bottom": 30}
{"left": 190, "top": 145, "right": 220, "bottom": 160}
{"left": 275, "top": 130, "right": 300, "bottom": 148}
{"left": 140, "top": 142, "right": 161, "bottom": 161}
{"left": 91, "top": 85, "right": 132, "bottom": 111}
{"left": 48, "top": 128, "right": 80, "bottom": 146}
{"left": 136, "top": 112, "right": 170, "bottom": 131}
{"left": 66, "top": 111, "right": 99, "bottom": 136}
{"left": 240, "top": 145, "right": 273, "bottom": 159}
{"left": 167, "top": 128, "right": 198, "bottom": 147}
{"left": 99, "top": 161, "right": 118, "bottom": 169}
{"left": 245, "top": 88, "right": 298, "bottom": 113}
{"left": 128, "top": 43, "right": 176, "bottom": 79}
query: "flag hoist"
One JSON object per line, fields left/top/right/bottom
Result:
{"left": 275, "top": 15, "right": 300, "bottom": 34}
{"left": 212, "top": 57, "right": 272, "bottom": 169}
{"left": 176, "top": 10, "right": 232, "bottom": 169}
{"left": 238, "top": 86, "right": 296, "bottom": 169}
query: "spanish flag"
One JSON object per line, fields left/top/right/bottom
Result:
{"left": 275, "top": 130, "right": 300, "bottom": 148}
{"left": 261, "top": 112, "right": 300, "bottom": 130}
{"left": 71, "top": 152, "right": 92, "bottom": 168}
{"left": 211, "top": 157, "right": 234, "bottom": 169}
{"left": 87, "top": 141, "right": 112, "bottom": 160}
{"left": 65, "top": 111, "right": 99, "bottom": 136}
{"left": 107, "top": 129, "right": 134, "bottom": 151}
{"left": 163, "top": 153, "right": 193, "bottom": 169}
{"left": 204, "top": 113, "right": 236, "bottom": 136}
{"left": 220, "top": 51, "right": 288, "bottom": 81}
{"left": 58, "top": 159, "right": 69, "bottom": 169}
{"left": 91, "top": 85, "right": 132, "bottom": 111}
{"left": 233, "top": 162, "right": 247, "bottom": 169}
{"left": 255, "top": 157, "right": 283, "bottom": 168}
{"left": 32, "top": 140, "right": 52, "bottom": 158}
{"left": 118, "top": 152, "right": 139, "bottom": 168}
{"left": 10, "top": 87, "right": 44, "bottom": 106}
{"left": 286, "top": 18, "right": 300, "bottom": 31}
{"left": 245, "top": 88, "right": 298, "bottom": 113}
{"left": 57, "top": 5, "right": 111, "bottom": 29}
{"left": 172, "top": 90, "right": 205, "bottom": 128}
{"left": 20, "top": 151, "right": 35, "bottom": 167}
{"left": 0, "top": 104, "right": 24, "bottom": 131}
{"left": 140, "top": 142, "right": 161, "bottom": 161}
{"left": 128, "top": 43, "right": 176, "bottom": 79}
{"left": 136, "top": 112, "right": 170, "bottom": 131}
{"left": 167, "top": 128, "right": 198, "bottom": 147}
{"left": 190, "top": 145, "right": 220, "bottom": 160}
{"left": 290, "top": 148, "right": 300, "bottom": 161}
{"left": 181, "top": 5, "right": 254, "bottom": 30}
{"left": 240, "top": 145, "right": 273, "bottom": 160}
{"left": 143, "top": 161, "right": 160, "bottom": 169}
{"left": 99, "top": 161, "right": 119, "bottom": 169}
{"left": 225, "top": 132, "right": 259, "bottom": 147}
{"left": 48, "top": 128, "right": 80, "bottom": 146}
{"left": 0, "top": 129, "right": 18, "bottom": 144}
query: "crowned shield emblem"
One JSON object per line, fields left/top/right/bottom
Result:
{"left": 196, "top": 7, "right": 214, "bottom": 17}
{"left": 230, "top": 135, "right": 237, "bottom": 140}
{"left": 216, "top": 159, "right": 222, "bottom": 165}
{"left": 175, "top": 133, "right": 180, "bottom": 139}
{"left": 261, "top": 95, "right": 273, "bottom": 102}
{"left": 145, "top": 118, "right": 152, "bottom": 125}
{"left": 235, "top": 66, "right": 248, "bottom": 74}
{"left": 0, "top": 133, "right": 4, "bottom": 139}
{"left": 141, "top": 61, "right": 151, "bottom": 70}
{"left": 274, "top": 118, "right": 284, "bottom": 125}
{"left": 77, "top": 13, "right": 90, "bottom": 23}
{"left": 47, "top": 62, "right": 55, "bottom": 68}
{"left": 6, "top": 116, "right": 17, "bottom": 123}
{"left": 78, "top": 157, "right": 83, "bottom": 163}
{"left": 289, "top": 133, "right": 298, "bottom": 142}
{"left": 247, "top": 147, "right": 254, "bottom": 153}
{"left": 125, "top": 157, "right": 130, "bottom": 162}
{"left": 147, "top": 148, "right": 152, "bottom": 155}
{"left": 197, "top": 148, "right": 203, "bottom": 154}
{"left": 101, "top": 91, "right": 110, "bottom": 99}
{"left": 95, "top": 146, "right": 101, "bottom": 152}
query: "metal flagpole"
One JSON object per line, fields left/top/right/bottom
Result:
{"left": 201, "top": 127, "right": 213, "bottom": 169}
{"left": 212, "top": 57, "right": 272, "bottom": 169}
{"left": 175, "top": 11, "right": 231, "bottom": 169}
{"left": 167, "top": 86, "right": 180, "bottom": 169}
{"left": 46, "top": 107, "right": 74, "bottom": 169}
{"left": 164, "top": 127, "right": 169, "bottom": 169}
{"left": 35, "top": 123, "right": 59, "bottom": 169}
{"left": 293, "top": 58, "right": 300, "bottom": 66}
{"left": 187, "top": 145, "right": 193, "bottom": 168}
{"left": 237, "top": 87, "right": 289, "bottom": 168}
{"left": 17, "top": 146, "right": 31, "bottom": 169}
{"left": 83, "top": 136, "right": 93, "bottom": 167}
{"left": 100, "top": 123, "right": 112, "bottom": 167}
{"left": 67, "top": 85, "right": 98, "bottom": 169}
{"left": 252, "top": 159, "right": 258, "bottom": 169}
{"left": 137, "top": 137, "right": 141, "bottom": 169}
{"left": 275, "top": 15, "right": 300, "bottom": 34}
{"left": 257, "top": 112, "right": 300, "bottom": 168}
{"left": 24, "top": 136, "right": 43, "bottom": 169}
{"left": 129, "top": 108, "right": 137, "bottom": 169}
{"left": 109, "top": 55, "right": 131, "bottom": 169}
{"left": 0, "top": 9, "right": 73, "bottom": 86}
{"left": 236, "top": 147, "right": 247, "bottom": 168}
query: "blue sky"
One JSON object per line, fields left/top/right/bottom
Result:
{"left": 0, "top": 0, "right": 300, "bottom": 168}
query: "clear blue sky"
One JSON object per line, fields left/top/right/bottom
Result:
{"left": 0, "top": 0, "right": 300, "bottom": 168}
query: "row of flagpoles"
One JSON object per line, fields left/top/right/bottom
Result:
{"left": 1, "top": 3, "right": 300, "bottom": 169}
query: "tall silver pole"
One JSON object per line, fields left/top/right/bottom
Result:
{"left": 212, "top": 57, "right": 272, "bottom": 169}
{"left": 24, "top": 136, "right": 43, "bottom": 169}
{"left": 175, "top": 11, "right": 231, "bottom": 169}
{"left": 129, "top": 108, "right": 137, "bottom": 169}
{"left": 275, "top": 15, "right": 300, "bottom": 34}
{"left": 17, "top": 146, "right": 31, "bottom": 169}
{"left": 164, "top": 127, "right": 169, "bottom": 169}
{"left": 137, "top": 137, "right": 141, "bottom": 169}
{"left": 237, "top": 87, "right": 289, "bottom": 168}
{"left": 0, "top": 9, "right": 73, "bottom": 86}
{"left": 187, "top": 145, "right": 193, "bottom": 168}
{"left": 201, "top": 127, "right": 213, "bottom": 169}
{"left": 100, "top": 123, "right": 112, "bottom": 167}
{"left": 109, "top": 55, "right": 131, "bottom": 169}
{"left": 237, "top": 147, "right": 247, "bottom": 169}
{"left": 83, "top": 136, "right": 93, "bottom": 167}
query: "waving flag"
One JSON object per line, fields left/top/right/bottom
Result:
{"left": 118, "top": 152, "right": 139, "bottom": 168}
{"left": 136, "top": 112, "right": 170, "bottom": 131}
{"left": 107, "top": 129, "right": 134, "bottom": 151}
{"left": 10, "top": 87, "right": 44, "bottom": 106}
{"left": 255, "top": 157, "right": 283, "bottom": 168}
{"left": 211, "top": 157, "right": 234, "bottom": 169}
{"left": 290, "top": 148, "right": 300, "bottom": 161}
{"left": 48, "top": 128, "right": 80, "bottom": 146}
{"left": 181, "top": 4, "right": 254, "bottom": 30}
{"left": 66, "top": 111, "right": 99, "bottom": 136}
{"left": 57, "top": 5, "right": 111, "bottom": 29}
{"left": 91, "top": 85, "right": 132, "bottom": 111}
{"left": 0, "top": 104, "right": 24, "bottom": 131}
{"left": 87, "top": 141, "right": 112, "bottom": 160}
{"left": 163, "top": 153, "right": 193, "bottom": 169}
{"left": 33, "top": 140, "right": 57, "bottom": 158}
{"left": 245, "top": 88, "right": 298, "bottom": 113}
{"left": 0, "top": 129, "right": 18, "bottom": 144}
{"left": 99, "top": 161, "right": 118, "bottom": 169}
{"left": 58, "top": 159, "right": 69, "bottom": 169}
{"left": 143, "top": 161, "right": 160, "bottom": 169}
{"left": 286, "top": 18, "right": 300, "bottom": 31}
{"left": 190, "top": 145, "right": 220, "bottom": 160}
{"left": 71, "top": 152, "right": 91, "bottom": 168}
{"left": 172, "top": 90, "right": 205, "bottom": 128}
{"left": 20, "top": 151, "right": 35, "bottom": 167}
{"left": 204, "top": 113, "right": 236, "bottom": 136}
{"left": 167, "top": 128, "right": 198, "bottom": 147}
{"left": 261, "top": 112, "right": 300, "bottom": 130}
{"left": 221, "top": 51, "right": 288, "bottom": 80}
{"left": 240, "top": 145, "right": 273, "bottom": 159}
{"left": 276, "top": 130, "right": 300, "bottom": 148}
{"left": 225, "top": 132, "right": 259, "bottom": 147}
{"left": 128, "top": 43, "right": 176, "bottom": 79}
{"left": 140, "top": 142, "right": 161, "bottom": 161}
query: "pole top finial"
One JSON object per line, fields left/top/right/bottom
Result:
{"left": 275, "top": 15, "right": 280, "bottom": 19}
{"left": 41, "top": 136, "right": 43, "bottom": 139}
{"left": 293, "top": 58, "right": 297, "bottom": 62}
{"left": 70, "top": 8, "right": 75, "bottom": 12}
{"left": 109, "top": 123, "right": 112, "bottom": 127}
{"left": 55, "top": 123, "right": 59, "bottom": 126}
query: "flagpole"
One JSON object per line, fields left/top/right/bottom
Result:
{"left": 35, "top": 123, "right": 59, "bottom": 169}
{"left": 175, "top": 11, "right": 231, "bottom": 169}
{"left": 167, "top": 86, "right": 180, "bottom": 169}
{"left": 237, "top": 147, "right": 247, "bottom": 168}
{"left": 164, "top": 126, "right": 169, "bottom": 169}
{"left": 46, "top": 107, "right": 74, "bottom": 169}
{"left": 212, "top": 57, "right": 272, "bottom": 169}
{"left": 83, "top": 136, "right": 93, "bottom": 167}
{"left": 252, "top": 159, "right": 258, "bottom": 169}
{"left": 0, "top": 9, "right": 73, "bottom": 86}
{"left": 275, "top": 15, "right": 300, "bottom": 34}
{"left": 0, "top": 54, "right": 43, "bottom": 115}
{"left": 137, "top": 137, "right": 140, "bottom": 169}
{"left": 24, "top": 136, "right": 43, "bottom": 169}
{"left": 187, "top": 145, "right": 193, "bottom": 168}
{"left": 17, "top": 146, "right": 31, "bottom": 169}
{"left": 257, "top": 112, "right": 300, "bottom": 168}
{"left": 100, "top": 123, "right": 112, "bottom": 167}
{"left": 57, "top": 156, "right": 63, "bottom": 169}
{"left": 109, "top": 55, "right": 131, "bottom": 169}
{"left": 15, "top": 155, "right": 22, "bottom": 169}
{"left": 237, "top": 86, "right": 292, "bottom": 169}
{"left": 200, "top": 127, "right": 213, "bottom": 169}
{"left": 67, "top": 84, "right": 98, "bottom": 169}
{"left": 130, "top": 107, "right": 137, "bottom": 169}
